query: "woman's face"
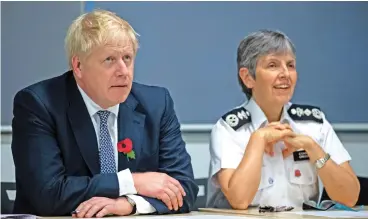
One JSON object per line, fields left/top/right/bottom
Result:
{"left": 245, "top": 52, "right": 297, "bottom": 107}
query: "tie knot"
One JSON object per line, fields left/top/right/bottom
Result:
{"left": 97, "top": 110, "right": 110, "bottom": 124}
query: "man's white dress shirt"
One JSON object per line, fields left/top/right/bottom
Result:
{"left": 78, "top": 85, "right": 156, "bottom": 214}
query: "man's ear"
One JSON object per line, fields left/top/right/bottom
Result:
{"left": 239, "top": 67, "right": 255, "bottom": 89}
{"left": 71, "top": 56, "right": 82, "bottom": 79}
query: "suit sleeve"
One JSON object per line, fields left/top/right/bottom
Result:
{"left": 11, "top": 89, "right": 120, "bottom": 216}
{"left": 140, "top": 88, "right": 199, "bottom": 214}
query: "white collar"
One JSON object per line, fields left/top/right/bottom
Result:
{"left": 77, "top": 85, "right": 119, "bottom": 118}
{"left": 244, "top": 97, "right": 295, "bottom": 130}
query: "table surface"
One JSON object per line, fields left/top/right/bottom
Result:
{"left": 38, "top": 207, "right": 368, "bottom": 219}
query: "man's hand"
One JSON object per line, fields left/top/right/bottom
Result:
{"left": 72, "top": 197, "right": 133, "bottom": 218}
{"left": 254, "top": 122, "right": 294, "bottom": 156}
{"left": 132, "top": 172, "right": 186, "bottom": 211}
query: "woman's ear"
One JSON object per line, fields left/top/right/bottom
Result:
{"left": 239, "top": 67, "right": 255, "bottom": 89}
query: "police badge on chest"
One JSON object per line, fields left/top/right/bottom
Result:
{"left": 293, "top": 150, "right": 310, "bottom": 162}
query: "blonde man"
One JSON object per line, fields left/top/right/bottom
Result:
{"left": 12, "top": 9, "right": 198, "bottom": 217}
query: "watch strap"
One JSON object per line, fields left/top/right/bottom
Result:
{"left": 315, "top": 153, "right": 331, "bottom": 169}
{"left": 124, "top": 196, "right": 137, "bottom": 215}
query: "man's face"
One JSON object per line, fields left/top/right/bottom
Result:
{"left": 74, "top": 40, "right": 135, "bottom": 108}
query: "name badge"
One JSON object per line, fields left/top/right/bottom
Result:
{"left": 293, "top": 150, "right": 310, "bottom": 162}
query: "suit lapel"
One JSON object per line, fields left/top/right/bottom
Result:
{"left": 117, "top": 94, "right": 145, "bottom": 172}
{"left": 67, "top": 73, "right": 100, "bottom": 175}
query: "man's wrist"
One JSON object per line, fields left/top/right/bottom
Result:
{"left": 124, "top": 196, "right": 137, "bottom": 215}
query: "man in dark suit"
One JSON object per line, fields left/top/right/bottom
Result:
{"left": 11, "top": 9, "right": 198, "bottom": 217}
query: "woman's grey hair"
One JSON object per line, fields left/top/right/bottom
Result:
{"left": 237, "top": 29, "right": 296, "bottom": 99}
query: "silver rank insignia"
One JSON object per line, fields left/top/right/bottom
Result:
{"left": 222, "top": 107, "right": 251, "bottom": 130}
{"left": 287, "top": 104, "right": 323, "bottom": 123}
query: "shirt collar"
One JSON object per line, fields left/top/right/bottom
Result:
{"left": 77, "top": 85, "right": 119, "bottom": 118}
{"left": 243, "top": 97, "right": 267, "bottom": 130}
{"left": 244, "top": 97, "right": 295, "bottom": 130}
{"left": 281, "top": 102, "right": 301, "bottom": 133}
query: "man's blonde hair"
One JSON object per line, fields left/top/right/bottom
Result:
{"left": 65, "top": 9, "right": 139, "bottom": 68}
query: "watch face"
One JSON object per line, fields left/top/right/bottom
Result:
{"left": 316, "top": 154, "right": 330, "bottom": 169}
{"left": 316, "top": 160, "right": 323, "bottom": 168}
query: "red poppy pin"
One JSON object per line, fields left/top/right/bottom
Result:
{"left": 117, "top": 138, "right": 135, "bottom": 161}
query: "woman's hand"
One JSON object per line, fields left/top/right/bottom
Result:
{"left": 253, "top": 122, "right": 295, "bottom": 156}
{"left": 283, "top": 134, "right": 318, "bottom": 159}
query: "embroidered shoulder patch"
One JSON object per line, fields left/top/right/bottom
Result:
{"left": 287, "top": 104, "right": 323, "bottom": 123}
{"left": 221, "top": 107, "right": 251, "bottom": 130}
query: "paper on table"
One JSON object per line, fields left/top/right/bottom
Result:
{"left": 198, "top": 207, "right": 262, "bottom": 216}
{"left": 107, "top": 215, "right": 264, "bottom": 219}
{"left": 286, "top": 210, "right": 368, "bottom": 218}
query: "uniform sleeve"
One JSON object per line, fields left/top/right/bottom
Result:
{"left": 321, "top": 119, "right": 351, "bottom": 165}
{"left": 209, "top": 120, "right": 246, "bottom": 183}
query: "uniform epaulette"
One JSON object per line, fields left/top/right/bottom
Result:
{"left": 221, "top": 107, "right": 251, "bottom": 130}
{"left": 287, "top": 104, "right": 324, "bottom": 123}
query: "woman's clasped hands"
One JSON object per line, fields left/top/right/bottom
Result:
{"left": 253, "top": 122, "right": 317, "bottom": 158}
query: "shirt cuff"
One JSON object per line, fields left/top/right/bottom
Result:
{"left": 117, "top": 169, "right": 137, "bottom": 196}
{"left": 126, "top": 195, "right": 156, "bottom": 215}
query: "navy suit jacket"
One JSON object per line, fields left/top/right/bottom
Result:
{"left": 11, "top": 71, "right": 198, "bottom": 216}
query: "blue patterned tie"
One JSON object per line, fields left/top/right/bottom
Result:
{"left": 97, "top": 110, "right": 116, "bottom": 174}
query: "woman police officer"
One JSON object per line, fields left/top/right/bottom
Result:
{"left": 206, "top": 30, "right": 360, "bottom": 210}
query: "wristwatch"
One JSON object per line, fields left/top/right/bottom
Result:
{"left": 125, "top": 196, "right": 137, "bottom": 214}
{"left": 315, "top": 153, "right": 331, "bottom": 169}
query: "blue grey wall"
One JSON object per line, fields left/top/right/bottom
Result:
{"left": 1, "top": 2, "right": 81, "bottom": 125}
{"left": 87, "top": 1, "right": 368, "bottom": 124}
{"left": 2, "top": 2, "right": 368, "bottom": 125}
